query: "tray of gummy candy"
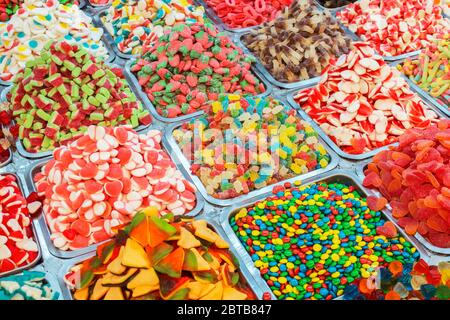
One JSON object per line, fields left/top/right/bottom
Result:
{"left": 220, "top": 169, "right": 446, "bottom": 301}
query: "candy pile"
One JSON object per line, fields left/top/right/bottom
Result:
{"left": 0, "top": 0, "right": 79, "bottom": 22}
{"left": 34, "top": 126, "right": 197, "bottom": 251}
{"left": 363, "top": 120, "right": 450, "bottom": 248}
{"left": 131, "top": 22, "right": 265, "bottom": 118}
{"left": 204, "top": 0, "right": 293, "bottom": 29}
{"left": 6, "top": 41, "right": 151, "bottom": 154}
{"left": 173, "top": 95, "right": 330, "bottom": 199}
{"left": 317, "top": 0, "right": 356, "bottom": 8}
{"left": 231, "top": 181, "right": 420, "bottom": 300}
{"left": 344, "top": 259, "right": 450, "bottom": 300}
{"left": 0, "top": 174, "right": 40, "bottom": 274}
{"left": 0, "top": 0, "right": 108, "bottom": 82}
{"left": 0, "top": 270, "right": 59, "bottom": 300}
{"left": 398, "top": 35, "right": 450, "bottom": 109}
{"left": 441, "top": 0, "right": 450, "bottom": 15}
{"left": 101, "top": 0, "right": 205, "bottom": 56}
{"left": 65, "top": 209, "right": 256, "bottom": 300}
{"left": 294, "top": 43, "right": 439, "bottom": 155}
{"left": 337, "top": 0, "right": 450, "bottom": 57}
{"left": 242, "top": 0, "right": 351, "bottom": 83}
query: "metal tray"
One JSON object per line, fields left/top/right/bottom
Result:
{"left": 25, "top": 142, "right": 206, "bottom": 260}
{"left": 220, "top": 170, "right": 443, "bottom": 300}
{"left": 57, "top": 217, "right": 267, "bottom": 300}
{"left": 124, "top": 59, "right": 273, "bottom": 123}
{"left": 0, "top": 172, "right": 43, "bottom": 278}
{"left": 313, "top": 0, "right": 356, "bottom": 12}
{"left": 0, "top": 63, "right": 153, "bottom": 160}
{"left": 286, "top": 81, "right": 448, "bottom": 161}
{"left": 79, "top": 0, "right": 87, "bottom": 9}
{"left": 356, "top": 164, "right": 450, "bottom": 258}
{"left": 163, "top": 96, "right": 340, "bottom": 207}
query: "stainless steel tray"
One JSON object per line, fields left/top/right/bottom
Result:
{"left": 163, "top": 95, "right": 340, "bottom": 207}
{"left": 0, "top": 172, "right": 43, "bottom": 278}
{"left": 220, "top": 169, "right": 443, "bottom": 300}
{"left": 124, "top": 59, "right": 273, "bottom": 123}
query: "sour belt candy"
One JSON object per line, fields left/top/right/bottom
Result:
{"left": 294, "top": 43, "right": 439, "bottom": 155}
{"left": 101, "top": 0, "right": 205, "bottom": 56}
{"left": 363, "top": 119, "right": 450, "bottom": 249}
{"left": 0, "top": 270, "right": 59, "bottom": 300}
{"left": 204, "top": 0, "right": 294, "bottom": 29}
{"left": 173, "top": 95, "right": 330, "bottom": 199}
{"left": 33, "top": 125, "right": 197, "bottom": 251}
{"left": 344, "top": 260, "right": 450, "bottom": 300}
{"left": 317, "top": 0, "right": 355, "bottom": 8}
{"left": 242, "top": 0, "right": 352, "bottom": 83}
{"left": 230, "top": 181, "right": 420, "bottom": 300}
{"left": 65, "top": 210, "right": 256, "bottom": 300}
{"left": 0, "top": 174, "right": 40, "bottom": 274}
{"left": 0, "top": 0, "right": 108, "bottom": 82}
{"left": 131, "top": 22, "right": 265, "bottom": 118}
{"left": 337, "top": 0, "right": 450, "bottom": 57}
{"left": 5, "top": 41, "right": 151, "bottom": 154}
{"left": 398, "top": 35, "right": 450, "bottom": 110}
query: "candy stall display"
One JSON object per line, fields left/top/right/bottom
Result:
{"left": 0, "top": 0, "right": 448, "bottom": 302}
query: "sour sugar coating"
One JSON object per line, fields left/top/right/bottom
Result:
{"left": 65, "top": 211, "right": 256, "bottom": 300}
{"left": 33, "top": 125, "right": 197, "bottom": 251}
{"left": 0, "top": 174, "right": 40, "bottom": 274}
{"left": 204, "top": 0, "right": 294, "bottom": 29}
{"left": 131, "top": 22, "right": 265, "bottom": 118}
{"left": 173, "top": 95, "right": 330, "bottom": 200}
{"left": 230, "top": 181, "right": 420, "bottom": 300}
{"left": 101, "top": 0, "right": 205, "bottom": 56}
{"left": 0, "top": 270, "right": 59, "bottom": 300}
{"left": 0, "top": 0, "right": 108, "bottom": 82}
{"left": 317, "top": 0, "right": 355, "bottom": 8}
{"left": 398, "top": 35, "right": 450, "bottom": 109}
{"left": 294, "top": 43, "right": 439, "bottom": 155}
{"left": 337, "top": 0, "right": 450, "bottom": 57}
{"left": 242, "top": 0, "right": 352, "bottom": 83}
{"left": 7, "top": 41, "right": 151, "bottom": 154}
{"left": 363, "top": 119, "right": 450, "bottom": 249}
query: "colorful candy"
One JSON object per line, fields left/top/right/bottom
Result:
{"left": 337, "top": 0, "right": 450, "bottom": 57}
{"left": 0, "top": 270, "right": 59, "bottom": 300}
{"left": 242, "top": 0, "right": 352, "bottom": 83}
{"left": 131, "top": 22, "right": 265, "bottom": 118}
{"left": 5, "top": 41, "right": 151, "bottom": 154}
{"left": 0, "top": 0, "right": 108, "bottom": 82}
{"left": 0, "top": 174, "right": 40, "bottom": 274}
{"left": 230, "top": 181, "right": 420, "bottom": 300}
{"left": 317, "top": 0, "right": 355, "bottom": 8}
{"left": 204, "top": 0, "right": 293, "bottom": 29}
{"left": 363, "top": 119, "right": 450, "bottom": 248}
{"left": 344, "top": 260, "right": 450, "bottom": 300}
{"left": 398, "top": 35, "right": 450, "bottom": 109}
{"left": 0, "top": 117, "right": 12, "bottom": 164}
{"left": 294, "top": 43, "right": 439, "bottom": 155}
{"left": 173, "top": 95, "right": 330, "bottom": 199}
{"left": 101, "top": 0, "right": 205, "bottom": 56}
{"left": 65, "top": 209, "right": 256, "bottom": 300}
{"left": 33, "top": 126, "right": 197, "bottom": 251}
{"left": 89, "top": 0, "right": 110, "bottom": 5}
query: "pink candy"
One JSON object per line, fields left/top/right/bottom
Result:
{"left": 34, "top": 125, "right": 197, "bottom": 251}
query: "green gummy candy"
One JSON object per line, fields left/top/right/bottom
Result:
{"left": 90, "top": 112, "right": 104, "bottom": 121}
{"left": 36, "top": 109, "right": 51, "bottom": 121}
{"left": 81, "top": 84, "right": 94, "bottom": 95}
{"left": 23, "top": 114, "right": 34, "bottom": 129}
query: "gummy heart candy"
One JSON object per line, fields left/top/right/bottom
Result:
{"left": 376, "top": 221, "right": 398, "bottom": 238}
{"left": 367, "top": 196, "right": 388, "bottom": 211}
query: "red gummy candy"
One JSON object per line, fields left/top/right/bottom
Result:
{"left": 367, "top": 196, "right": 388, "bottom": 211}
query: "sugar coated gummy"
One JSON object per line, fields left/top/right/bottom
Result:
{"left": 363, "top": 119, "right": 450, "bottom": 248}
{"left": 0, "top": 0, "right": 108, "bottom": 82}
{"left": 337, "top": 0, "right": 450, "bottom": 57}
{"left": 230, "top": 181, "right": 420, "bottom": 300}
{"left": 0, "top": 270, "right": 59, "bottom": 300}
{"left": 65, "top": 211, "right": 256, "bottom": 300}
{"left": 204, "top": 0, "right": 294, "bottom": 29}
{"left": 131, "top": 22, "right": 265, "bottom": 118}
{"left": 6, "top": 41, "right": 151, "bottom": 153}
{"left": 102, "top": 0, "right": 205, "bottom": 56}
{"left": 242, "top": 0, "right": 352, "bottom": 83}
{"left": 173, "top": 95, "right": 330, "bottom": 199}
{"left": 0, "top": 0, "right": 80, "bottom": 22}
{"left": 33, "top": 125, "right": 197, "bottom": 251}
{"left": 0, "top": 174, "right": 40, "bottom": 274}
{"left": 294, "top": 43, "right": 439, "bottom": 155}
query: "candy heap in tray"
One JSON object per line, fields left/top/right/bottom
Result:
{"left": 0, "top": 0, "right": 449, "bottom": 301}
